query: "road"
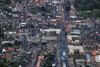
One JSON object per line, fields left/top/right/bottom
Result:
{"left": 59, "top": 0, "right": 70, "bottom": 67}
{"left": 28, "top": 51, "right": 39, "bottom": 67}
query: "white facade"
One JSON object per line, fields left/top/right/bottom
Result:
{"left": 40, "top": 29, "right": 61, "bottom": 34}
{"left": 96, "top": 55, "right": 100, "bottom": 62}
{"left": 2, "top": 41, "right": 14, "bottom": 44}
{"left": 68, "top": 45, "right": 84, "bottom": 54}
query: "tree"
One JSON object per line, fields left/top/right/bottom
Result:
{"left": 0, "top": 0, "right": 11, "bottom": 11}
{"left": 0, "top": 58, "right": 10, "bottom": 67}
{"left": 0, "top": 25, "right": 4, "bottom": 38}
{"left": 14, "top": 40, "right": 22, "bottom": 47}
{"left": 79, "top": 9, "right": 100, "bottom": 18}
{"left": 43, "top": 53, "right": 54, "bottom": 67}
{"left": 11, "top": 61, "right": 19, "bottom": 67}
{"left": 0, "top": 61, "right": 6, "bottom": 67}
{"left": 74, "top": 0, "right": 100, "bottom": 11}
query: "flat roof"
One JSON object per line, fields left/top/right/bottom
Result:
{"left": 71, "top": 29, "right": 80, "bottom": 35}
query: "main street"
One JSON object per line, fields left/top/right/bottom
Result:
{"left": 59, "top": 0, "right": 70, "bottom": 67}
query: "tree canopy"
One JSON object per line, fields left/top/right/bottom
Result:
{"left": 0, "top": 25, "right": 4, "bottom": 38}
{"left": 74, "top": 0, "right": 100, "bottom": 11}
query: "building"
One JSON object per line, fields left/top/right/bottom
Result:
{"left": 68, "top": 58, "right": 75, "bottom": 67}
{"left": 42, "top": 36, "right": 57, "bottom": 40}
{"left": 70, "top": 29, "right": 80, "bottom": 35}
{"left": 68, "top": 45, "right": 84, "bottom": 54}
{"left": 67, "top": 34, "right": 80, "bottom": 44}
{"left": 1, "top": 37, "right": 15, "bottom": 44}
{"left": 96, "top": 55, "right": 100, "bottom": 62}
{"left": 4, "top": 28, "right": 33, "bottom": 36}
{"left": 40, "top": 28, "right": 61, "bottom": 34}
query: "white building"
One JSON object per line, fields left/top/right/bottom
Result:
{"left": 40, "top": 29, "right": 61, "bottom": 34}
{"left": 68, "top": 45, "right": 84, "bottom": 54}
{"left": 96, "top": 55, "right": 100, "bottom": 62}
